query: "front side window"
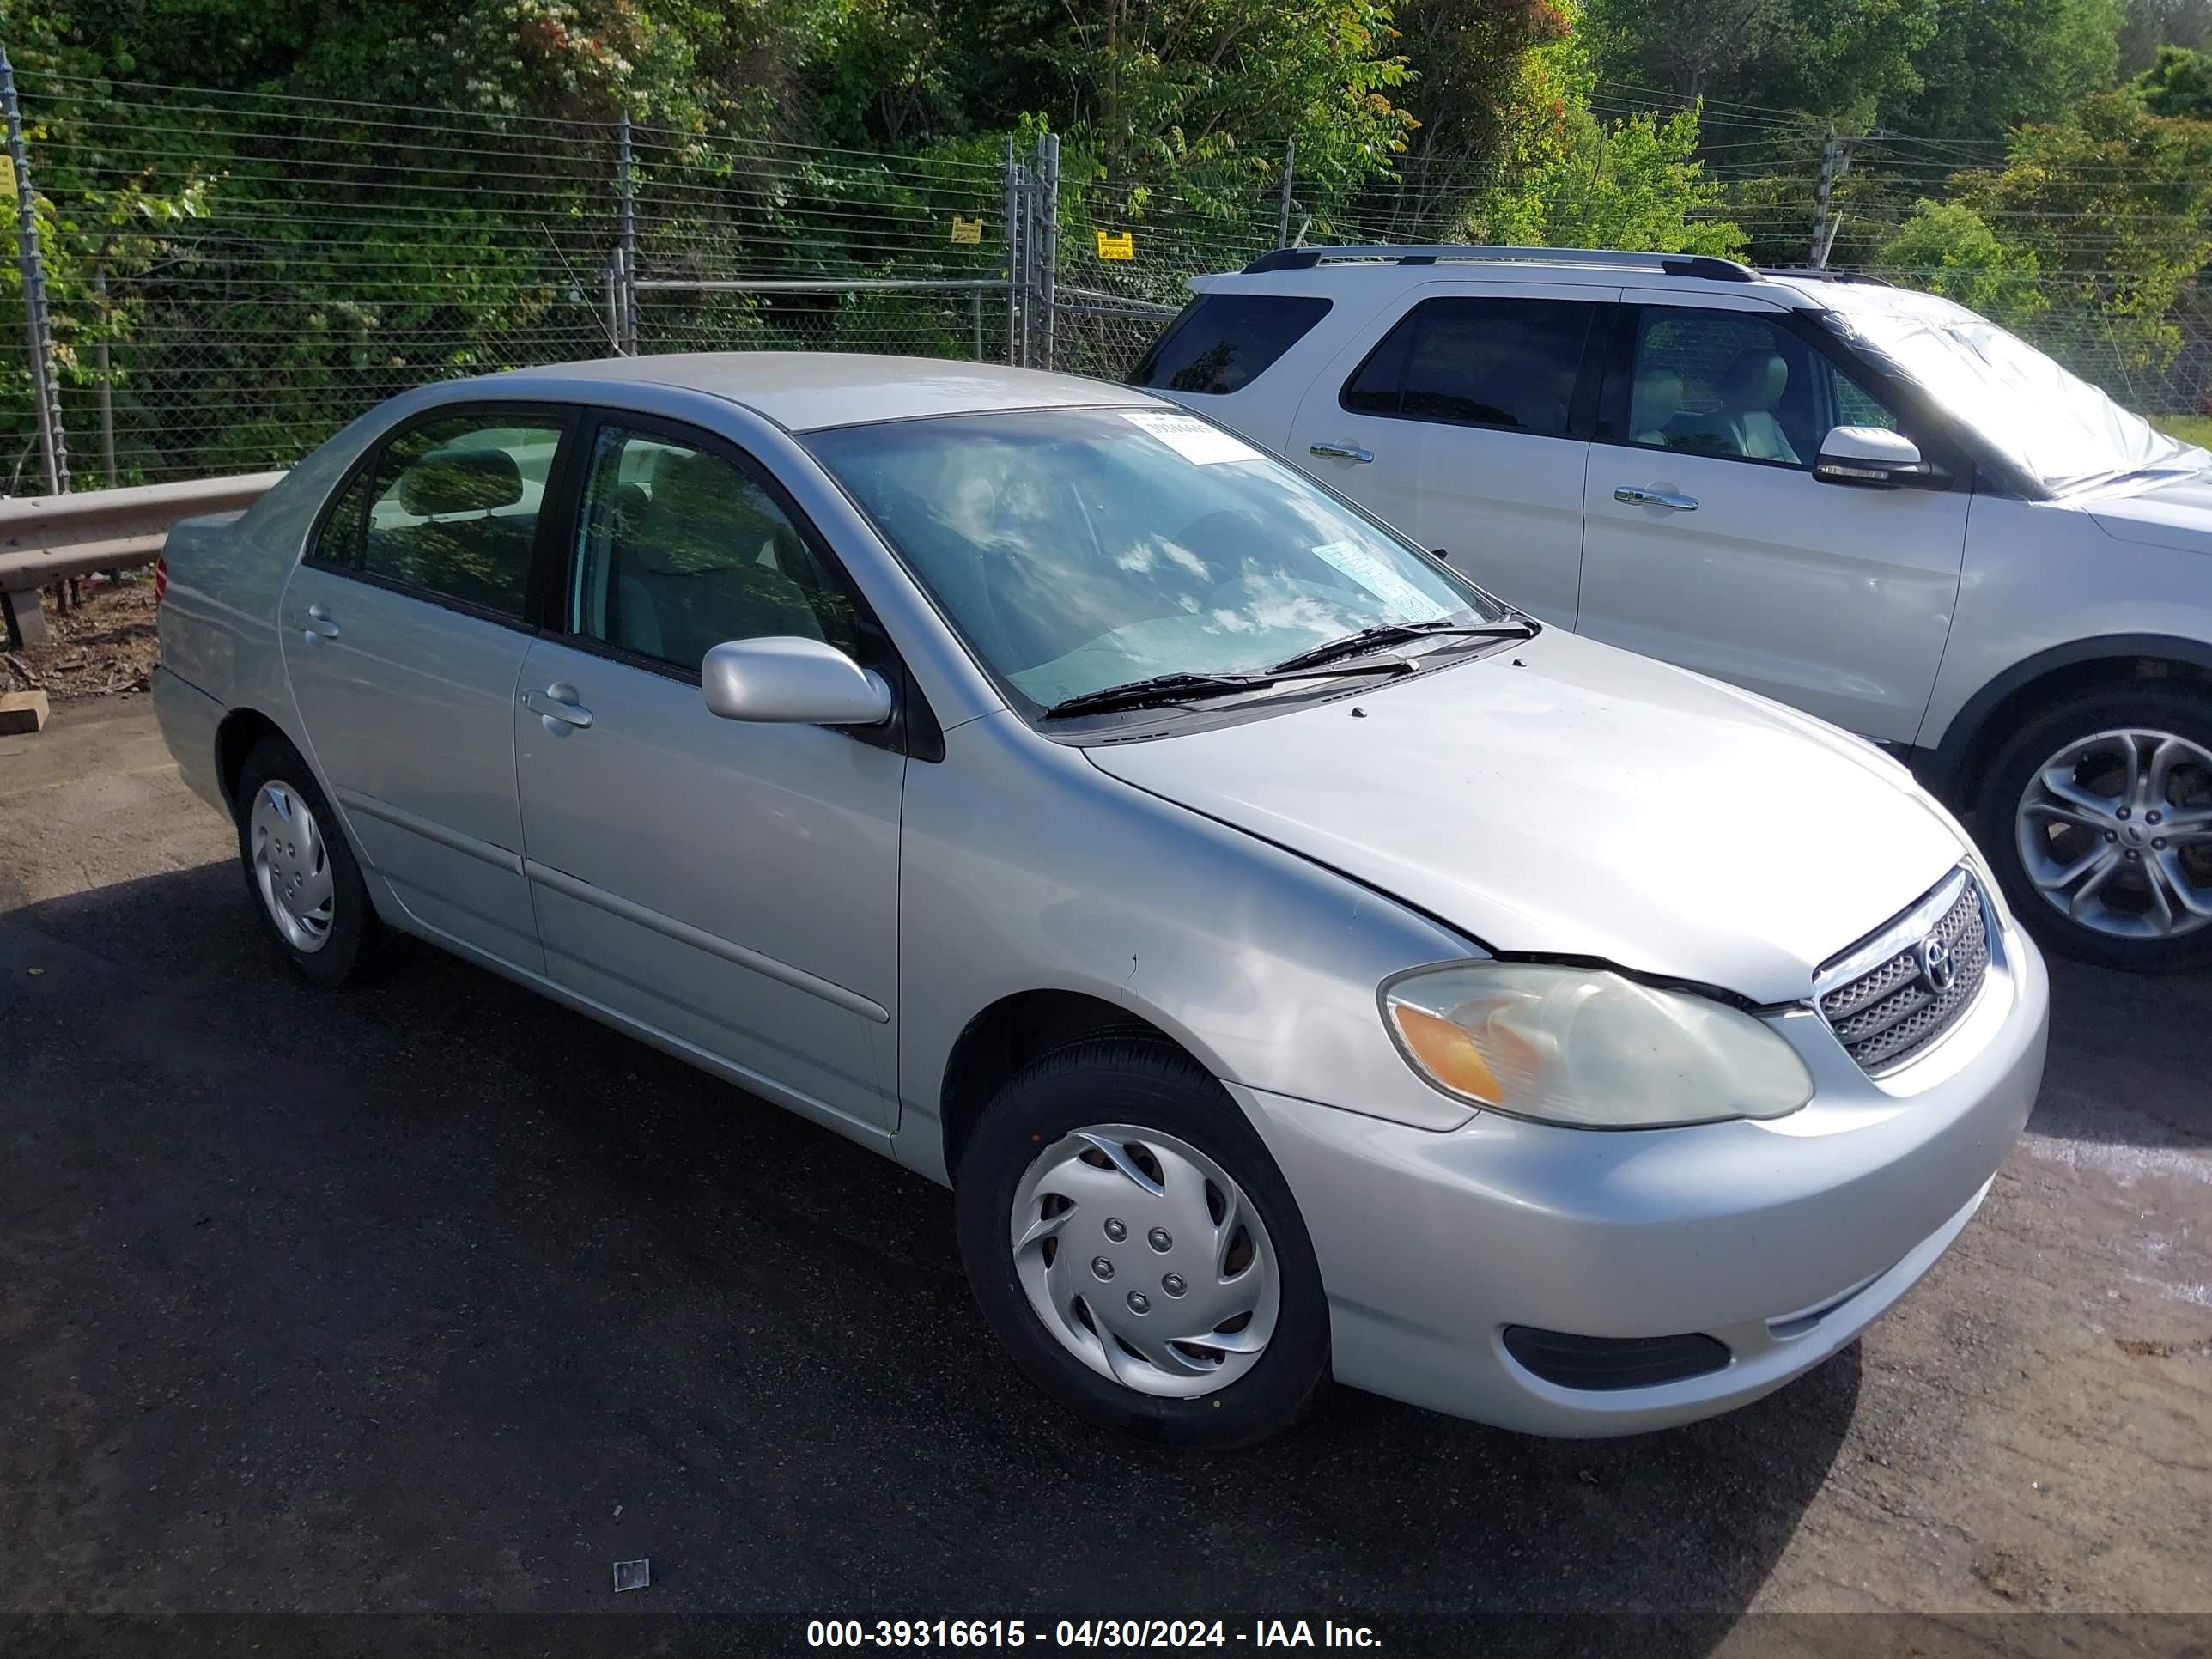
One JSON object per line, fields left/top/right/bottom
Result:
{"left": 362, "top": 413, "right": 563, "bottom": 617}
{"left": 1342, "top": 297, "right": 1595, "bottom": 437}
{"left": 570, "top": 425, "right": 859, "bottom": 674}
{"left": 1129, "top": 294, "right": 1333, "bottom": 396}
{"left": 805, "top": 407, "right": 1502, "bottom": 714}
{"left": 1623, "top": 307, "right": 1898, "bottom": 467}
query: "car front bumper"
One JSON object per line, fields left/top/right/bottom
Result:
{"left": 1229, "top": 916, "right": 2049, "bottom": 1437}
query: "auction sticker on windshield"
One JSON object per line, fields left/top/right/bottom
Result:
{"left": 1120, "top": 410, "right": 1263, "bottom": 465}
{"left": 1309, "top": 540, "right": 1454, "bottom": 621}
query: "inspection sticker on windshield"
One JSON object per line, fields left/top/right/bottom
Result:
{"left": 1309, "top": 541, "right": 1452, "bottom": 621}
{"left": 1121, "top": 410, "right": 1262, "bottom": 465}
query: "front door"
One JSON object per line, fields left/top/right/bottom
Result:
{"left": 1285, "top": 282, "right": 1614, "bottom": 625}
{"left": 281, "top": 407, "right": 572, "bottom": 971}
{"left": 511, "top": 416, "right": 905, "bottom": 1133}
{"left": 1576, "top": 295, "right": 1969, "bottom": 744}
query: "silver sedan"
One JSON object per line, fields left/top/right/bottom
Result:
{"left": 152, "top": 354, "right": 2049, "bottom": 1447}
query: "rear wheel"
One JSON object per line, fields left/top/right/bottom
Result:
{"left": 1974, "top": 686, "right": 2212, "bottom": 971}
{"left": 954, "top": 1039, "right": 1331, "bottom": 1449}
{"left": 234, "top": 735, "right": 382, "bottom": 987}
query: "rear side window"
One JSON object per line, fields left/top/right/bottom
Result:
{"left": 1129, "top": 293, "right": 1333, "bottom": 395}
{"left": 1342, "top": 297, "right": 1596, "bottom": 437}
{"left": 361, "top": 413, "right": 565, "bottom": 618}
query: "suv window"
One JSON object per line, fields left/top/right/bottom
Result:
{"left": 1129, "top": 294, "right": 1332, "bottom": 395}
{"left": 1624, "top": 307, "right": 1899, "bottom": 467}
{"left": 1342, "top": 297, "right": 1595, "bottom": 437}
{"left": 361, "top": 413, "right": 564, "bottom": 617}
{"left": 571, "top": 424, "right": 860, "bottom": 674}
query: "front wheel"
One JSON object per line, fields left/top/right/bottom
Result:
{"left": 954, "top": 1039, "right": 1331, "bottom": 1449}
{"left": 1973, "top": 686, "right": 2212, "bottom": 972}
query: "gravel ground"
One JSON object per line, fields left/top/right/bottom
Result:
{"left": 0, "top": 698, "right": 2205, "bottom": 1656}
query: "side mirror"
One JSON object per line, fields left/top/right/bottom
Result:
{"left": 701, "top": 636, "right": 893, "bottom": 726}
{"left": 1814, "top": 425, "right": 1929, "bottom": 488}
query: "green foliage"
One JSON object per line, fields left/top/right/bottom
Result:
{"left": 1883, "top": 0, "right": 2122, "bottom": 139}
{"left": 1872, "top": 200, "right": 2046, "bottom": 327}
{"left": 1952, "top": 91, "right": 2212, "bottom": 366}
{"left": 2135, "top": 42, "right": 2212, "bottom": 112}
{"left": 1480, "top": 106, "right": 1747, "bottom": 256}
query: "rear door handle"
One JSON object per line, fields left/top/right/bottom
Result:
{"left": 1309, "top": 441, "right": 1374, "bottom": 463}
{"left": 300, "top": 602, "right": 341, "bottom": 641}
{"left": 1614, "top": 485, "right": 1698, "bottom": 511}
{"left": 521, "top": 684, "right": 593, "bottom": 732}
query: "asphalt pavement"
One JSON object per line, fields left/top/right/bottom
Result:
{"left": 1, "top": 697, "right": 2206, "bottom": 1657}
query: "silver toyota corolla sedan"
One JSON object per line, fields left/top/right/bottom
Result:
{"left": 152, "top": 353, "right": 2050, "bottom": 1447}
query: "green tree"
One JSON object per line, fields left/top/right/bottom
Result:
{"left": 1872, "top": 199, "right": 2045, "bottom": 327}
{"left": 1884, "top": 0, "right": 2123, "bottom": 140}
{"left": 2136, "top": 42, "right": 2212, "bottom": 113}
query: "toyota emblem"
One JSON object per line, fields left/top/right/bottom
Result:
{"left": 1917, "top": 935, "right": 1956, "bottom": 994}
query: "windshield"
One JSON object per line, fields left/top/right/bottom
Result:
{"left": 803, "top": 407, "right": 1504, "bottom": 714}
{"left": 1830, "top": 301, "right": 2208, "bottom": 495}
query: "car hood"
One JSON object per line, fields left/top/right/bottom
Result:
{"left": 2084, "top": 471, "right": 2212, "bottom": 554}
{"left": 1083, "top": 629, "right": 1970, "bottom": 1005}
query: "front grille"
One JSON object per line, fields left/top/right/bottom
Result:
{"left": 1817, "top": 875, "right": 1990, "bottom": 1074}
{"left": 1502, "top": 1326, "right": 1731, "bottom": 1391}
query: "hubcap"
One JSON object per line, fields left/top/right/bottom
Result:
{"left": 2016, "top": 727, "right": 2212, "bottom": 940}
{"left": 249, "top": 781, "right": 336, "bottom": 953}
{"left": 1010, "top": 1124, "right": 1279, "bottom": 1399}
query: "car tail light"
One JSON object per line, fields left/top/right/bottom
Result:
{"left": 153, "top": 554, "right": 168, "bottom": 603}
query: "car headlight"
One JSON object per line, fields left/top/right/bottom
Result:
{"left": 1381, "top": 962, "right": 1814, "bottom": 1129}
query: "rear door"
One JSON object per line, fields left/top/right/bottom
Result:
{"left": 509, "top": 413, "right": 906, "bottom": 1135}
{"left": 1576, "top": 294, "right": 1969, "bottom": 744}
{"left": 281, "top": 405, "right": 574, "bottom": 972}
{"left": 1284, "top": 282, "right": 1614, "bottom": 626}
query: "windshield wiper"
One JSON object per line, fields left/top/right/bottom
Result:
{"left": 1267, "top": 617, "right": 1535, "bottom": 675}
{"left": 1044, "top": 659, "right": 1410, "bottom": 720}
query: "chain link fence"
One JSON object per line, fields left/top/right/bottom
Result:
{"left": 3, "top": 64, "right": 2209, "bottom": 503}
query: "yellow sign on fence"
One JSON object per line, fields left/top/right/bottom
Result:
{"left": 1094, "top": 229, "right": 1135, "bottom": 261}
{"left": 950, "top": 216, "right": 983, "bottom": 245}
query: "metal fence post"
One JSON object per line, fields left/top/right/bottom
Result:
{"left": 3, "top": 49, "right": 68, "bottom": 498}
{"left": 617, "top": 112, "right": 639, "bottom": 353}
{"left": 94, "top": 262, "right": 116, "bottom": 485}
{"left": 1002, "top": 137, "right": 1023, "bottom": 367}
{"left": 1036, "top": 133, "right": 1059, "bottom": 373}
{"left": 1278, "top": 138, "right": 1296, "bottom": 249}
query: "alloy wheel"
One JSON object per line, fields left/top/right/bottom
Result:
{"left": 2014, "top": 726, "right": 2212, "bottom": 940}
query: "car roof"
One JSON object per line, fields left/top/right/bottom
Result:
{"left": 1191, "top": 249, "right": 1990, "bottom": 323}
{"left": 471, "top": 351, "right": 1166, "bottom": 432}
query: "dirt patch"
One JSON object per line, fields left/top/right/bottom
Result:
{"left": 3, "top": 578, "right": 158, "bottom": 702}
{"left": 2114, "top": 1334, "right": 2211, "bottom": 1359}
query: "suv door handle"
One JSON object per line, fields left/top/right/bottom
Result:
{"left": 300, "top": 602, "right": 341, "bottom": 641}
{"left": 1614, "top": 485, "right": 1698, "bottom": 511}
{"left": 521, "top": 684, "right": 593, "bottom": 732}
{"left": 1309, "top": 441, "right": 1374, "bottom": 463}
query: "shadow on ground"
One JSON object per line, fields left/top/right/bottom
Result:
{"left": 2, "top": 863, "right": 1875, "bottom": 1647}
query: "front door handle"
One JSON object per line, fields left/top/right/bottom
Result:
{"left": 1309, "top": 441, "right": 1374, "bottom": 463}
{"left": 1614, "top": 485, "right": 1698, "bottom": 511}
{"left": 521, "top": 684, "right": 593, "bottom": 732}
{"left": 300, "top": 602, "right": 341, "bottom": 641}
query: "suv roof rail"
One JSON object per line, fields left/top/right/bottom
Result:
{"left": 1758, "top": 265, "right": 1893, "bottom": 287}
{"left": 1239, "top": 244, "right": 1757, "bottom": 283}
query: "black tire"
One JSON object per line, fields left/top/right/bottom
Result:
{"left": 954, "top": 1037, "right": 1331, "bottom": 1449}
{"left": 1972, "top": 684, "right": 2212, "bottom": 973}
{"left": 233, "top": 734, "right": 383, "bottom": 987}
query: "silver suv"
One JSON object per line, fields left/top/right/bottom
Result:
{"left": 1135, "top": 246, "right": 2212, "bottom": 972}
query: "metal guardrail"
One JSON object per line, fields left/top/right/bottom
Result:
{"left": 0, "top": 471, "right": 283, "bottom": 648}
